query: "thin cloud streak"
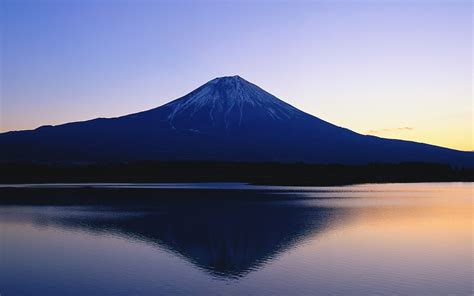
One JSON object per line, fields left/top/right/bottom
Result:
{"left": 368, "top": 127, "right": 414, "bottom": 134}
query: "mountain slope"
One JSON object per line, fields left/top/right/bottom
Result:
{"left": 0, "top": 76, "right": 472, "bottom": 167}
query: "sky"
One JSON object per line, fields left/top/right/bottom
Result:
{"left": 1, "top": 0, "right": 472, "bottom": 151}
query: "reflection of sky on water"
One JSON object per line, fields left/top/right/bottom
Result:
{"left": 0, "top": 183, "right": 472, "bottom": 295}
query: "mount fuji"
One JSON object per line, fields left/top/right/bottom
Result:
{"left": 0, "top": 76, "right": 472, "bottom": 167}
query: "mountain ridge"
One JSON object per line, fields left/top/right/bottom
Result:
{"left": 0, "top": 76, "right": 472, "bottom": 167}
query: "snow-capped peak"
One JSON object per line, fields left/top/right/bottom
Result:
{"left": 162, "top": 76, "right": 303, "bottom": 130}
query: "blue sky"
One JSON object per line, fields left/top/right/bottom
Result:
{"left": 1, "top": 0, "right": 472, "bottom": 150}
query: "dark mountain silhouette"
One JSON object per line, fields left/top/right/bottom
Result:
{"left": 2, "top": 188, "right": 347, "bottom": 278}
{"left": 0, "top": 75, "right": 472, "bottom": 166}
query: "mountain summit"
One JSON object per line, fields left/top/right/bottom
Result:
{"left": 142, "top": 75, "right": 304, "bottom": 132}
{"left": 0, "top": 76, "right": 472, "bottom": 166}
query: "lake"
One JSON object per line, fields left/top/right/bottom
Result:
{"left": 0, "top": 183, "right": 472, "bottom": 295}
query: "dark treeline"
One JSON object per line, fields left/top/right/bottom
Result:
{"left": 0, "top": 161, "right": 472, "bottom": 185}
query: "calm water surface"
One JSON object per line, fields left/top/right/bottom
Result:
{"left": 0, "top": 183, "right": 472, "bottom": 295}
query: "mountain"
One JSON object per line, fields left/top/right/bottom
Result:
{"left": 0, "top": 75, "right": 472, "bottom": 167}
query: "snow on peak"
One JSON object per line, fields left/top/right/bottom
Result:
{"left": 163, "top": 75, "right": 304, "bottom": 130}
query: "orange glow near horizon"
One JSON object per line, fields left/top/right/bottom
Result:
{"left": 1, "top": 1, "right": 472, "bottom": 152}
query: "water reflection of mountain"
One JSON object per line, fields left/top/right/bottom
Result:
{"left": 19, "top": 189, "right": 347, "bottom": 278}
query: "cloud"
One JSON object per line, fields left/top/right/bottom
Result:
{"left": 368, "top": 127, "right": 414, "bottom": 134}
